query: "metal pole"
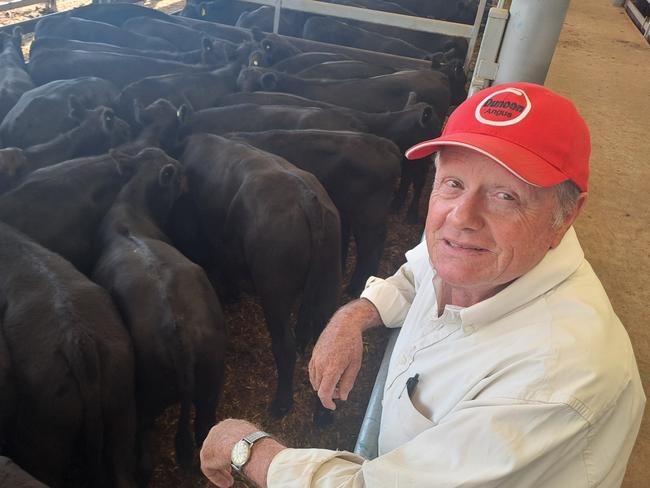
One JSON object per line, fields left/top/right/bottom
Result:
{"left": 494, "top": 0, "right": 571, "bottom": 85}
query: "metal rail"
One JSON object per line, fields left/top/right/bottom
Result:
{"left": 624, "top": 0, "right": 650, "bottom": 42}
{"left": 0, "top": 0, "right": 55, "bottom": 14}
{"left": 249, "top": 0, "right": 490, "bottom": 69}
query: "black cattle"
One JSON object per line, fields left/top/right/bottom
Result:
{"left": 302, "top": 16, "right": 435, "bottom": 59}
{"left": 0, "top": 457, "right": 49, "bottom": 488}
{"left": 226, "top": 129, "right": 401, "bottom": 295}
{"left": 30, "top": 36, "right": 228, "bottom": 66}
{"left": 0, "top": 222, "right": 136, "bottom": 488}
{"left": 118, "top": 98, "right": 182, "bottom": 155}
{"left": 0, "top": 77, "right": 119, "bottom": 149}
{"left": 0, "top": 97, "right": 130, "bottom": 194}
{"left": 215, "top": 90, "right": 338, "bottom": 108}
{"left": 122, "top": 16, "right": 230, "bottom": 53}
{"left": 93, "top": 150, "right": 226, "bottom": 484}
{"left": 0, "top": 150, "right": 144, "bottom": 274}
{"left": 296, "top": 60, "right": 396, "bottom": 79}
{"left": 179, "top": 103, "right": 367, "bottom": 136}
{"left": 180, "top": 134, "right": 341, "bottom": 415}
{"left": 0, "top": 29, "right": 34, "bottom": 126}
{"left": 270, "top": 52, "right": 351, "bottom": 73}
{"left": 174, "top": 14, "right": 254, "bottom": 44}
{"left": 235, "top": 5, "right": 308, "bottom": 37}
{"left": 28, "top": 48, "right": 214, "bottom": 89}
{"left": 180, "top": 0, "right": 258, "bottom": 25}
{"left": 115, "top": 61, "right": 241, "bottom": 124}
{"left": 69, "top": 2, "right": 175, "bottom": 27}
{"left": 251, "top": 29, "right": 302, "bottom": 64}
{"left": 34, "top": 14, "right": 176, "bottom": 51}
{"left": 237, "top": 66, "right": 452, "bottom": 117}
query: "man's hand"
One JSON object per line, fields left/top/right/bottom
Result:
{"left": 309, "top": 298, "right": 383, "bottom": 410}
{"left": 200, "top": 419, "right": 285, "bottom": 488}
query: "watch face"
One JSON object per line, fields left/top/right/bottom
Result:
{"left": 231, "top": 440, "right": 251, "bottom": 467}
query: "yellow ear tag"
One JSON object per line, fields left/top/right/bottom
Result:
{"left": 201, "top": 7, "right": 207, "bottom": 16}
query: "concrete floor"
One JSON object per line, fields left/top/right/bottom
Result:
{"left": 544, "top": 1, "right": 649, "bottom": 486}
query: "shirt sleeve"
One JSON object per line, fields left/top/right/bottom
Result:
{"left": 267, "top": 399, "right": 590, "bottom": 488}
{"left": 360, "top": 241, "right": 429, "bottom": 328}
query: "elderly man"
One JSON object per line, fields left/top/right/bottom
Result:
{"left": 199, "top": 82, "right": 645, "bottom": 487}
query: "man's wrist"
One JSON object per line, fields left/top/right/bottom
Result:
{"left": 240, "top": 437, "right": 286, "bottom": 486}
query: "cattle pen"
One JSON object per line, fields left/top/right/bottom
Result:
{"left": 0, "top": 1, "right": 648, "bottom": 488}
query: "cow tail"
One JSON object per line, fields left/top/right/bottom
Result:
{"left": 63, "top": 331, "right": 105, "bottom": 484}
{"left": 297, "top": 188, "right": 342, "bottom": 348}
{"left": 171, "top": 319, "right": 195, "bottom": 470}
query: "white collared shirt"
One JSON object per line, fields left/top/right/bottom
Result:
{"left": 268, "top": 228, "right": 645, "bottom": 488}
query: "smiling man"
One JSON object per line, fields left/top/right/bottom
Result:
{"left": 200, "top": 82, "right": 645, "bottom": 488}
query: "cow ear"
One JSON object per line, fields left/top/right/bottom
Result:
{"left": 202, "top": 36, "right": 214, "bottom": 53}
{"left": 248, "top": 49, "right": 265, "bottom": 67}
{"left": 177, "top": 103, "right": 192, "bottom": 124}
{"left": 405, "top": 91, "right": 417, "bottom": 108}
{"left": 158, "top": 163, "right": 178, "bottom": 187}
{"left": 251, "top": 26, "right": 264, "bottom": 42}
{"left": 420, "top": 106, "right": 433, "bottom": 126}
{"left": 199, "top": 2, "right": 209, "bottom": 17}
{"left": 260, "top": 72, "right": 278, "bottom": 90}
{"left": 102, "top": 108, "right": 115, "bottom": 131}
{"left": 68, "top": 95, "right": 85, "bottom": 122}
{"left": 261, "top": 38, "right": 273, "bottom": 52}
{"left": 429, "top": 52, "right": 446, "bottom": 70}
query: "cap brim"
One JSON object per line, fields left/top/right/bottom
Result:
{"left": 405, "top": 132, "right": 569, "bottom": 188}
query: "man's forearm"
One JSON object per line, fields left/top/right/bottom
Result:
{"left": 333, "top": 298, "right": 384, "bottom": 333}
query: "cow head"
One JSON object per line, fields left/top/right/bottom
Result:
{"left": 200, "top": 37, "right": 230, "bottom": 67}
{"left": 248, "top": 49, "right": 271, "bottom": 68}
{"left": 68, "top": 96, "right": 131, "bottom": 156}
{"left": 257, "top": 33, "right": 301, "bottom": 64}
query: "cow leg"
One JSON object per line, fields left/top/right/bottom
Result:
{"left": 406, "top": 160, "right": 431, "bottom": 224}
{"left": 193, "top": 360, "right": 224, "bottom": 446}
{"left": 390, "top": 162, "right": 410, "bottom": 213}
{"left": 347, "top": 223, "right": 387, "bottom": 297}
{"left": 135, "top": 410, "right": 156, "bottom": 488}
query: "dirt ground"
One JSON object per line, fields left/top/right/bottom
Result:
{"left": 545, "top": 1, "right": 650, "bottom": 487}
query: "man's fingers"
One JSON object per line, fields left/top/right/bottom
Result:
{"left": 338, "top": 356, "right": 362, "bottom": 401}
{"left": 317, "top": 371, "right": 342, "bottom": 410}
{"left": 308, "top": 355, "right": 322, "bottom": 391}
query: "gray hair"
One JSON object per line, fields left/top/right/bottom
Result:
{"left": 552, "top": 180, "right": 582, "bottom": 228}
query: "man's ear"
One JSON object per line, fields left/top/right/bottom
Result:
{"left": 550, "top": 192, "right": 588, "bottom": 249}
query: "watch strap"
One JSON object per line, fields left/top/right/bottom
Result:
{"left": 231, "top": 430, "right": 271, "bottom": 472}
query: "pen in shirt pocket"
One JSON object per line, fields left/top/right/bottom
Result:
{"left": 399, "top": 373, "right": 419, "bottom": 399}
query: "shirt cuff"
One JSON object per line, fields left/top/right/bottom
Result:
{"left": 361, "top": 276, "right": 411, "bottom": 328}
{"left": 268, "top": 448, "right": 366, "bottom": 488}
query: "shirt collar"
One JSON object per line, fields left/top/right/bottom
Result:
{"left": 432, "top": 227, "right": 584, "bottom": 332}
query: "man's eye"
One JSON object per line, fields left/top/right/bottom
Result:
{"left": 445, "top": 179, "right": 462, "bottom": 189}
{"left": 497, "top": 192, "right": 515, "bottom": 201}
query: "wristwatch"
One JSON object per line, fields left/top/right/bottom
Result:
{"left": 230, "top": 430, "right": 271, "bottom": 472}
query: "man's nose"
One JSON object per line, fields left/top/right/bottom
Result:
{"left": 448, "top": 193, "right": 484, "bottom": 230}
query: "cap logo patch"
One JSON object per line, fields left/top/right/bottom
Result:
{"left": 475, "top": 87, "right": 532, "bottom": 126}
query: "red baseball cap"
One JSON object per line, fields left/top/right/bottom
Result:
{"left": 405, "top": 82, "right": 590, "bottom": 192}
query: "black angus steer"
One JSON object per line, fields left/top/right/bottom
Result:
{"left": 226, "top": 129, "right": 401, "bottom": 295}
{"left": 270, "top": 52, "right": 351, "bottom": 74}
{"left": 179, "top": 103, "right": 367, "bottom": 136}
{"left": 296, "top": 60, "right": 396, "bottom": 80}
{"left": 0, "top": 150, "right": 144, "bottom": 274}
{"left": 181, "top": 134, "right": 341, "bottom": 416}
{"left": 215, "top": 91, "right": 338, "bottom": 108}
{"left": 118, "top": 98, "right": 183, "bottom": 155}
{"left": 115, "top": 61, "right": 241, "bottom": 124}
{"left": 237, "top": 66, "right": 452, "bottom": 117}
{"left": 0, "top": 77, "right": 119, "bottom": 148}
{"left": 30, "top": 36, "right": 229, "bottom": 67}
{"left": 0, "top": 29, "right": 34, "bottom": 125}
{"left": 0, "top": 96, "right": 130, "bottom": 193}
{"left": 0, "top": 222, "right": 136, "bottom": 488}
{"left": 28, "top": 49, "right": 217, "bottom": 89}
{"left": 34, "top": 14, "right": 176, "bottom": 51}
{"left": 93, "top": 149, "right": 226, "bottom": 484}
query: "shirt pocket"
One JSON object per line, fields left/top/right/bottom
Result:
{"left": 396, "top": 385, "right": 436, "bottom": 444}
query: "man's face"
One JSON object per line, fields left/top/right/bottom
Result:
{"left": 425, "top": 146, "right": 570, "bottom": 299}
